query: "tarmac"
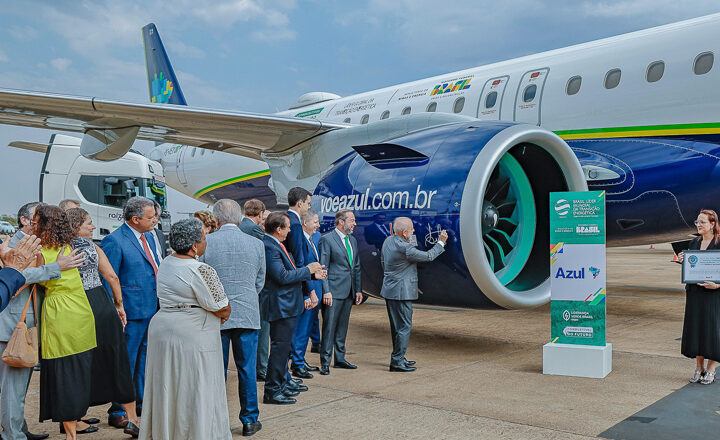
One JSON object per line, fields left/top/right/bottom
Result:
{"left": 9, "top": 244, "right": 720, "bottom": 439}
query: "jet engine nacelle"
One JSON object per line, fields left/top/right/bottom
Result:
{"left": 313, "top": 121, "right": 587, "bottom": 309}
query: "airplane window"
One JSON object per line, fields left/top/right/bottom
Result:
{"left": 426, "top": 102, "right": 437, "bottom": 112}
{"left": 485, "top": 91, "right": 498, "bottom": 108}
{"left": 694, "top": 52, "right": 714, "bottom": 75}
{"left": 344, "top": 117, "right": 351, "bottom": 123}
{"left": 566, "top": 76, "right": 582, "bottom": 95}
{"left": 453, "top": 97, "right": 465, "bottom": 113}
{"left": 523, "top": 84, "right": 537, "bottom": 102}
{"left": 402, "top": 106, "right": 411, "bottom": 115}
{"left": 604, "top": 68, "right": 621, "bottom": 89}
{"left": 191, "top": 147, "right": 197, "bottom": 157}
{"left": 646, "top": 61, "right": 664, "bottom": 83}
{"left": 381, "top": 110, "right": 390, "bottom": 119}
{"left": 361, "top": 114, "right": 370, "bottom": 124}
{"left": 200, "top": 149, "right": 205, "bottom": 155}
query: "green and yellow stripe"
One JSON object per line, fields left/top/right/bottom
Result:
{"left": 555, "top": 121, "right": 720, "bottom": 140}
{"left": 194, "top": 169, "right": 271, "bottom": 198}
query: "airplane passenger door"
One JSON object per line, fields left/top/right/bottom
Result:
{"left": 513, "top": 68, "right": 549, "bottom": 125}
{"left": 176, "top": 146, "right": 188, "bottom": 186}
{"left": 476, "top": 76, "right": 509, "bottom": 120}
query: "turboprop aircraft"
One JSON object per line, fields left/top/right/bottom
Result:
{"left": 2, "top": 14, "right": 720, "bottom": 310}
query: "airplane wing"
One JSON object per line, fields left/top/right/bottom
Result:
{"left": 8, "top": 141, "right": 48, "bottom": 153}
{"left": 0, "top": 88, "right": 347, "bottom": 159}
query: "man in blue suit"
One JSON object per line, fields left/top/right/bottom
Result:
{"left": 100, "top": 196, "right": 161, "bottom": 429}
{"left": 290, "top": 210, "right": 322, "bottom": 379}
{"left": 260, "top": 212, "right": 325, "bottom": 405}
{"left": 285, "top": 187, "right": 318, "bottom": 308}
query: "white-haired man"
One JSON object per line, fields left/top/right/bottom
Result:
{"left": 380, "top": 217, "right": 446, "bottom": 372}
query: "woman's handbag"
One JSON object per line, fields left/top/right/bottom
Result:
{"left": 1, "top": 285, "right": 38, "bottom": 368}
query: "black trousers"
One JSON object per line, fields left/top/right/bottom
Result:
{"left": 264, "top": 316, "right": 297, "bottom": 396}
{"left": 320, "top": 296, "right": 352, "bottom": 367}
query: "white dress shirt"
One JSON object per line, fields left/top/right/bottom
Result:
{"left": 334, "top": 228, "right": 353, "bottom": 262}
{"left": 126, "top": 222, "right": 160, "bottom": 264}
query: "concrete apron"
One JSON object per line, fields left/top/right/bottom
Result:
{"left": 15, "top": 244, "right": 715, "bottom": 439}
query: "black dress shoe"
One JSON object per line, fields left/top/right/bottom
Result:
{"left": 306, "top": 364, "right": 320, "bottom": 372}
{"left": 123, "top": 421, "right": 140, "bottom": 438}
{"left": 334, "top": 360, "right": 357, "bottom": 369}
{"left": 292, "top": 377, "right": 303, "bottom": 384}
{"left": 263, "top": 392, "right": 296, "bottom": 404}
{"left": 310, "top": 342, "right": 320, "bottom": 353}
{"left": 243, "top": 421, "right": 262, "bottom": 436}
{"left": 81, "top": 417, "right": 100, "bottom": 425}
{"left": 390, "top": 364, "right": 416, "bottom": 372}
{"left": 59, "top": 423, "right": 99, "bottom": 434}
{"left": 24, "top": 432, "right": 49, "bottom": 440}
{"left": 256, "top": 372, "right": 266, "bottom": 382}
{"left": 286, "top": 380, "right": 308, "bottom": 392}
{"left": 108, "top": 413, "right": 129, "bottom": 429}
{"left": 283, "top": 388, "right": 300, "bottom": 397}
{"left": 404, "top": 359, "right": 416, "bottom": 366}
{"left": 292, "top": 366, "right": 314, "bottom": 379}
{"left": 319, "top": 365, "right": 330, "bottom": 375}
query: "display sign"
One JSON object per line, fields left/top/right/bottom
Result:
{"left": 682, "top": 250, "right": 720, "bottom": 283}
{"left": 550, "top": 191, "right": 606, "bottom": 346}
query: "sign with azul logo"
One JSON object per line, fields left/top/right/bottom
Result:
{"left": 550, "top": 191, "right": 606, "bottom": 346}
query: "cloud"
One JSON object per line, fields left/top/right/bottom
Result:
{"left": 50, "top": 58, "right": 72, "bottom": 71}
{"left": 165, "top": 40, "right": 205, "bottom": 59}
{"left": 7, "top": 25, "right": 38, "bottom": 41}
{"left": 0, "top": 49, "right": 8, "bottom": 63}
{"left": 251, "top": 28, "right": 296, "bottom": 43}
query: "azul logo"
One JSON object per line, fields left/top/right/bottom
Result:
{"left": 151, "top": 72, "right": 174, "bottom": 103}
{"left": 431, "top": 78, "right": 471, "bottom": 96}
{"left": 689, "top": 255, "right": 698, "bottom": 268}
{"left": 554, "top": 199, "right": 570, "bottom": 216}
{"left": 555, "top": 267, "right": 585, "bottom": 279}
{"left": 589, "top": 266, "right": 600, "bottom": 279}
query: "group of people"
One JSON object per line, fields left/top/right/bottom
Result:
{"left": 0, "top": 190, "right": 448, "bottom": 439}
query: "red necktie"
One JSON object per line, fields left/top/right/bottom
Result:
{"left": 278, "top": 242, "right": 297, "bottom": 269}
{"left": 140, "top": 234, "right": 159, "bottom": 276}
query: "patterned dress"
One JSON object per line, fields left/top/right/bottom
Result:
{"left": 139, "top": 256, "right": 231, "bottom": 440}
{"left": 72, "top": 237, "right": 135, "bottom": 405}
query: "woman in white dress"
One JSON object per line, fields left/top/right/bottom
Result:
{"left": 139, "top": 219, "right": 232, "bottom": 440}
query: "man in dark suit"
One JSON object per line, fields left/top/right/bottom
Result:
{"left": 240, "top": 199, "right": 266, "bottom": 240}
{"left": 260, "top": 213, "right": 325, "bottom": 405}
{"left": 290, "top": 210, "right": 322, "bottom": 378}
{"left": 100, "top": 196, "right": 161, "bottom": 428}
{"left": 318, "top": 209, "right": 362, "bottom": 375}
{"left": 285, "top": 188, "right": 318, "bottom": 306}
{"left": 150, "top": 201, "right": 168, "bottom": 259}
{"left": 381, "top": 217, "right": 446, "bottom": 372}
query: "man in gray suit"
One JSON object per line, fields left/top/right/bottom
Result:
{"left": 318, "top": 210, "right": 362, "bottom": 375}
{"left": 0, "top": 202, "right": 83, "bottom": 440}
{"left": 201, "top": 199, "right": 265, "bottom": 437}
{"left": 240, "top": 199, "right": 266, "bottom": 240}
{"left": 381, "top": 217, "right": 447, "bottom": 372}
{"left": 238, "top": 199, "right": 270, "bottom": 382}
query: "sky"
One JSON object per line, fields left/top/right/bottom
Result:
{"left": 1, "top": 0, "right": 719, "bottom": 220}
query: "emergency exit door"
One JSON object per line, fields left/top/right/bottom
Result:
{"left": 476, "top": 76, "right": 509, "bottom": 120}
{"left": 513, "top": 68, "right": 549, "bottom": 125}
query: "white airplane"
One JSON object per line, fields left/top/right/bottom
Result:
{"left": 2, "top": 14, "right": 720, "bottom": 310}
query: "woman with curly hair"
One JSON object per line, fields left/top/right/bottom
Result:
{"left": 66, "top": 208, "right": 140, "bottom": 437}
{"left": 193, "top": 210, "right": 217, "bottom": 234}
{"left": 32, "top": 205, "right": 96, "bottom": 440}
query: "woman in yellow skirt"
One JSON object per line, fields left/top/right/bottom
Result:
{"left": 32, "top": 205, "right": 96, "bottom": 440}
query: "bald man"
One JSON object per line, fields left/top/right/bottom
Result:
{"left": 380, "top": 217, "right": 447, "bottom": 372}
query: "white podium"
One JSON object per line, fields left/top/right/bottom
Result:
{"left": 543, "top": 342, "right": 612, "bottom": 379}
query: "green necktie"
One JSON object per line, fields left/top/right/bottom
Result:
{"left": 344, "top": 236, "right": 352, "bottom": 265}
